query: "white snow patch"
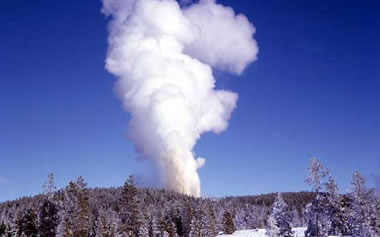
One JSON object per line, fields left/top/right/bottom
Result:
{"left": 218, "top": 227, "right": 307, "bottom": 237}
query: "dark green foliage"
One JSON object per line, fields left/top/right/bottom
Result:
{"left": 16, "top": 207, "right": 38, "bottom": 237}
{"left": 222, "top": 211, "right": 235, "bottom": 234}
{"left": 0, "top": 221, "right": 6, "bottom": 236}
{"left": 182, "top": 201, "right": 193, "bottom": 237}
{"left": 38, "top": 198, "right": 59, "bottom": 237}
{"left": 75, "top": 176, "right": 91, "bottom": 237}
{"left": 207, "top": 203, "right": 218, "bottom": 236}
{"left": 120, "top": 175, "right": 143, "bottom": 237}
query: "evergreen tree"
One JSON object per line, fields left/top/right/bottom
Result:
{"left": 348, "top": 171, "right": 376, "bottom": 237}
{"left": 120, "top": 175, "right": 142, "bottom": 237}
{"left": 42, "top": 172, "right": 57, "bottom": 200}
{"left": 222, "top": 211, "right": 235, "bottom": 234}
{"left": 371, "top": 198, "right": 380, "bottom": 235}
{"left": 170, "top": 205, "right": 184, "bottom": 236}
{"left": 266, "top": 193, "right": 293, "bottom": 237}
{"left": 59, "top": 176, "right": 91, "bottom": 237}
{"left": 0, "top": 221, "right": 6, "bottom": 236}
{"left": 147, "top": 214, "right": 159, "bottom": 237}
{"left": 16, "top": 207, "right": 38, "bottom": 237}
{"left": 39, "top": 173, "right": 59, "bottom": 237}
{"left": 95, "top": 209, "right": 119, "bottom": 237}
{"left": 266, "top": 214, "right": 280, "bottom": 237}
{"left": 189, "top": 216, "right": 200, "bottom": 237}
{"left": 206, "top": 203, "right": 218, "bottom": 237}
{"left": 324, "top": 175, "right": 346, "bottom": 236}
{"left": 305, "top": 157, "right": 329, "bottom": 237}
{"left": 182, "top": 202, "right": 193, "bottom": 237}
{"left": 75, "top": 176, "right": 91, "bottom": 237}
{"left": 166, "top": 218, "right": 178, "bottom": 237}
{"left": 4, "top": 223, "right": 14, "bottom": 237}
{"left": 305, "top": 157, "right": 328, "bottom": 194}
{"left": 38, "top": 198, "right": 59, "bottom": 237}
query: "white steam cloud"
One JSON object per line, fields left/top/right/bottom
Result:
{"left": 102, "top": 0, "right": 258, "bottom": 197}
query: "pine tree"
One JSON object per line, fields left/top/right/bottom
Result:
{"left": 39, "top": 173, "right": 59, "bottom": 237}
{"left": 222, "top": 211, "right": 235, "bottom": 234}
{"left": 16, "top": 207, "right": 38, "bottom": 237}
{"left": 305, "top": 157, "right": 328, "bottom": 194}
{"left": 43, "top": 172, "right": 57, "bottom": 200}
{"left": 96, "top": 209, "right": 119, "bottom": 237}
{"left": 266, "top": 193, "right": 293, "bottom": 237}
{"left": 305, "top": 157, "right": 329, "bottom": 237}
{"left": 189, "top": 216, "right": 200, "bottom": 237}
{"left": 206, "top": 203, "right": 218, "bottom": 237}
{"left": 348, "top": 171, "right": 376, "bottom": 237}
{"left": 324, "top": 175, "right": 345, "bottom": 236}
{"left": 0, "top": 221, "right": 6, "bottom": 236}
{"left": 59, "top": 177, "right": 91, "bottom": 237}
{"left": 371, "top": 197, "right": 380, "bottom": 235}
{"left": 170, "top": 205, "right": 184, "bottom": 236}
{"left": 38, "top": 198, "right": 59, "bottom": 237}
{"left": 4, "top": 223, "right": 14, "bottom": 237}
{"left": 120, "top": 175, "right": 142, "bottom": 237}
{"left": 182, "top": 201, "right": 193, "bottom": 237}
{"left": 266, "top": 214, "right": 280, "bottom": 237}
{"left": 166, "top": 218, "right": 178, "bottom": 237}
{"left": 75, "top": 176, "right": 91, "bottom": 237}
{"left": 147, "top": 214, "right": 159, "bottom": 237}
{"left": 95, "top": 215, "right": 106, "bottom": 237}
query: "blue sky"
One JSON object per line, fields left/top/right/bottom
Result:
{"left": 0, "top": 0, "right": 379, "bottom": 201}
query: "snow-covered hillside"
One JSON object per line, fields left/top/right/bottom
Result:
{"left": 218, "top": 227, "right": 307, "bottom": 237}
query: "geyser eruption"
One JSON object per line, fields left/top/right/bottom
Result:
{"left": 102, "top": 0, "right": 258, "bottom": 197}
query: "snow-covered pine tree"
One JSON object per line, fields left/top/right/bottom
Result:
{"left": 137, "top": 223, "right": 149, "bottom": 237}
{"left": 15, "top": 207, "right": 38, "bottom": 237}
{"left": 182, "top": 201, "right": 193, "bottom": 236}
{"left": 206, "top": 203, "right": 218, "bottom": 237}
{"left": 0, "top": 221, "right": 6, "bottom": 236}
{"left": 157, "top": 208, "right": 167, "bottom": 235}
{"left": 196, "top": 205, "right": 208, "bottom": 237}
{"left": 147, "top": 214, "right": 160, "bottom": 237}
{"left": 120, "top": 175, "right": 143, "bottom": 237}
{"left": 38, "top": 198, "right": 59, "bottom": 237}
{"left": 96, "top": 208, "right": 121, "bottom": 237}
{"left": 348, "top": 171, "right": 376, "bottom": 237}
{"left": 39, "top": 173, "right": 59, "bottom": 237}
{"left": 95, "top": 213, "right": 107, "bottom": 237}
{"left": 305, "top": 157, "right": 329, "bottom": 237}
{"left": 222, "top": 210, "right": 235, "bottom": 234}
{"left": 306, "top": 157, "right": 329, "bottom": 194}
{"left": 56, "top": 209, "right": 71, "bottom": 237}
{"left": 169, "top": 204, "right": 185, "bottom": 236}
{"left": 266, "top": 213, "right": 280, "bottom": 237}
{"left": 189, "top": 216, "right": 200, "bottom": 237}
{"left": 42, "top": 173, "right": 57, "bottom": 200}
{"left": 371, "top": 197, "right": 380, "bottom": 235}
{"left": 265, "top": 193, "right": 294, "bottom": 237}
{"left": 3, "top": 222, "right": 14, "bottom": 237}
{"left": 323, "top": 174, "right": 347, "bottom": 236}
{"left": 75, "top": 176, "right": 91, "bottom": 236}
{"left": 166, "top": 218, "right": 178, "bottom": 237}
{"left": 57, "top": 176, "right": 91, "bottom": 237}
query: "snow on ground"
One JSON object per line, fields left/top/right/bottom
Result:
{"left": 218, "top": 227, "right": 307, "bottom": 237}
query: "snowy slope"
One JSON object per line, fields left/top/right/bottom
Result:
{"left": 218, "top": 227, "right": 307, "bottom": 237}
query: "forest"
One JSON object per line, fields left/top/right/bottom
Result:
{"left": 0, "top": 158, "right": 379, "bottom": 236}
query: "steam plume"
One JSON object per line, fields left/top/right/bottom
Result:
{"left": 102, "top": 0, "right": 258, "bottom": 196}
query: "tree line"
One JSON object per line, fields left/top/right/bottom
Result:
{"left": 265, "top": 157, "right": 380, "bottom": 236}
{"left": 0, "top": 158, "right": 379, "bottom": 236}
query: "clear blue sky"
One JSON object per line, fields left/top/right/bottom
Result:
{"left": 0, "top": 0, "right": 379, "bottom": 202}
